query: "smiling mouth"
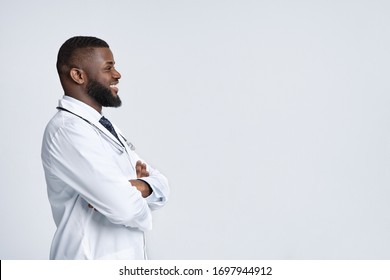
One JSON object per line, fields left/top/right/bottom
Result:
{"left": 110, "top": 83, "right": 119, "bottom": 93}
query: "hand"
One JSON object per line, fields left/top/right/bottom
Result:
{"left": 135, "top": 160, "right": 149, "bottom": 178}
{"left": 129, "top": 179, "right": 152, "bottom": 198}
{"left": 130, "top": 160, "right": 152, "bottom": 198}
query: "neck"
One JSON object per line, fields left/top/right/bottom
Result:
{"left": 64, "top": 92, "right": 102, "bottom": 113}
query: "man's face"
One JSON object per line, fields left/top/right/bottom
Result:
{"left": 84, "top": 48, "right": 122, "bottom": 107}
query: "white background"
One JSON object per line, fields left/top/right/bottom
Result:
{"left": 1, "top": 0, "right": 389, "bottom": 259}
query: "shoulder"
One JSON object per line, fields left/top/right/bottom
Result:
{"left": 43, "top": 111, "right": 99, "bottom": 145}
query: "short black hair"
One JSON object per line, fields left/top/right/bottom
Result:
{"left": 56, "top": 36, "right": 109, "bottom": 76}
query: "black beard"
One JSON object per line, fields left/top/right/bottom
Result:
{"left": 86, "top": 79, "right": 122, "bottom": 107}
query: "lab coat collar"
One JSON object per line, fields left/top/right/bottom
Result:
{"left": 58, "top": 96, "right": 124, "bottom": 147}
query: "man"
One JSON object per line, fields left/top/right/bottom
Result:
{"left": 41, "top": 36, "right": 169, "bottom": 260}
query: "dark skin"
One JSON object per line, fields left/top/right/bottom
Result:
{"left": 59, "top": 47, "right": 121, "bottom": 114}
{"left": 130, "top": 161, "right": 151, "bottom": 198}
{"left": 60, "top": 47, "right": 152, "bottom": 199}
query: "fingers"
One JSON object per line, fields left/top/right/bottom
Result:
{"left": 136, "top": 160, "right": 149, "bottom": 178}
{"left": 142, "top": 164, "right": 150, "bottom": 177}
{"left": 136, "top": 161, "right": 142, "bottom": 178}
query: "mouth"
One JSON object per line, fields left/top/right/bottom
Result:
{"left": 110, "top": 82, "right": 119, "bottom": 94}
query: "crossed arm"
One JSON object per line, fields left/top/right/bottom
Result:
{"left": 88, "top": 160, "right": 152, "bottom": 210}
{"left": 129, "top": 160, "right": 153, "bottom": 198}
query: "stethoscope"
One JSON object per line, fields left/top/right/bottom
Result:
{"left": 56, "top": 106, "right": 136, "bottom": 152}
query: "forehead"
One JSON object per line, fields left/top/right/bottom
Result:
{"left": 88, "top": 47, "right": 114, "bottom": 65}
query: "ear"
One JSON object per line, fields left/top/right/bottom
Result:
{"left": 69, "top": 68, "right": 86, "bottom": 85}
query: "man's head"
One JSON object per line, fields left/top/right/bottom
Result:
{"left": 57, "top": 36, "right": 122, "bottom": 111}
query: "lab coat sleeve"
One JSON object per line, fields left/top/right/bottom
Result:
{"left": 117, "top": 130, "right": 170, "bottom": 211}
{"left": 45, "top": 120, "right": 152, "bottom": 230}
{"left": 125, "top": 150, "right": 170, "bottom": 211}
{"left": 140, "top": 166, "right": 170, "bottom": 211}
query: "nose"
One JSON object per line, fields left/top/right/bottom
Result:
{"left": 113, "top": 68, "right": 121, "bottom": 79}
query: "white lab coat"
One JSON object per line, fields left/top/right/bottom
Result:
{"left": 41, "top": 96, "right": 169, "bottom": 259}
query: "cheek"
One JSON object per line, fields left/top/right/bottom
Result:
{"left": 101, "top": 74, "right": 112, "bottom": 84}
{"left": 91, "top": 75, "right": 110, "bottom": 87}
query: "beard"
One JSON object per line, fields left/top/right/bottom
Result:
{"left": 86, "top": 79, "right": 122, "bottom": 107}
